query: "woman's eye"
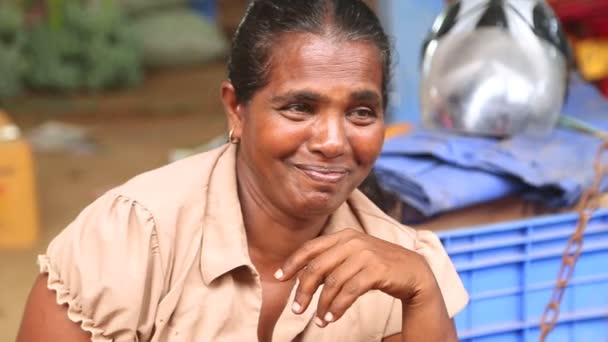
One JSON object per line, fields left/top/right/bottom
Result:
{"left": 278, "top": 103, "right": 314, "bottom": 121}
{"left": 284, "top": 103, "right": 313, "bottom": 113}
{"left": 348, "top": 108, "right": 377, "bottom": 124}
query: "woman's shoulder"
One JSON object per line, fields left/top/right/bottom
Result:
{"left": 106, "top": 144, "right": 231, "bottom": 232}
{"left": 58, "top": 143, "right": 233, "bottom": 250}
{"left": 117, "top": 145, "right": 229, "bottom": 206}
{"left": 347, "top": 189, "right": 418, "bottom": 248}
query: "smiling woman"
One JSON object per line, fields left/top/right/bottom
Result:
{"left": 17, "top": 1, "right": 468, "bottom": 342}
{"left": 228, "top": 33, "right": 385, "bottom": 218}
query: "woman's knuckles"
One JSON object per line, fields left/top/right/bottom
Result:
{"left": 358, "top": 248, "right": 377, "bottom": 260}
{"left": 305, "top": 260, "right": 319, "bottom": 273}
{"left": 324, "top": 274, "right": 339, "bottom": 288}
{"left": 344, "top": 279, "right": 363, "bottom": 295}
{"left": 340, "top": 228, "right": 359, "bottom": 237}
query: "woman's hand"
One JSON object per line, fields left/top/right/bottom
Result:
{"left": 273, "top": 228, "right": 442, "bottom": 327}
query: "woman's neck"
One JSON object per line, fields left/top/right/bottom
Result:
{"left": 236, "top": 168, "right": 329, "bottom": 279}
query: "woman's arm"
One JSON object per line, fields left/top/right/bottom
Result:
{"left": 17, "top": 275, "right": 91, "bottom": 342}
{"left": 383, "top": 320, "right": 457, "bottom": 342}
{"left": 396, "top": 279, "right": 458, "bottom": 342}
{"left": 383, "top": 255, "right": 459, "bottom": 342}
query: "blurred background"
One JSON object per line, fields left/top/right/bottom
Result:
{"left": 0, "top": 0, "right": 245, "bottom": 339}
{"left": 1, "top": 0, "right": 607, "bottom": 341}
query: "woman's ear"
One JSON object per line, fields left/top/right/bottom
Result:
{"left": 220, "top": 80, "right": 244, "bottom": 140}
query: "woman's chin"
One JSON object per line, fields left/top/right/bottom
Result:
{"left": 292, "top": 190, "right": 345, "bottom": 216}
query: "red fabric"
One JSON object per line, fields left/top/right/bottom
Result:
{"left": 550, "top": 0, "right": 608, "bottom": 20}
{"left": 550, "top": 0, "right": 608, "bottom": 38}
{"left": 597, "top": 78, "right": 608, "bottom": 97}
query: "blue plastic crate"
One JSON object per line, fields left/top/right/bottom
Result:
{"left": 438, "top": 210, "right": 608, "bottom": 342}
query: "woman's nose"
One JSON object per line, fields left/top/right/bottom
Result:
{"left": 308, "top": 114, "right": 347, "bottom": 159}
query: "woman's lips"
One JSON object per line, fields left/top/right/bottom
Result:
{"left": 294, "top": 164, "right": 350, "bottom": 184}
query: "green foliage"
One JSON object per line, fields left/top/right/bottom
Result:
{"left": 26, "top": 25, "right": 82, "bottom": 91}
{"left": 0, "top": 3, "right": 26, "bottom": 99}
{"left": 118, "top": 0, "right": 188, "bottom": 16}
{"left": 25, "top": 1, "right": 142, "bottom": 92}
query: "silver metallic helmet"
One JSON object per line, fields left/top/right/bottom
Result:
{"left": 420, "top": 0, "right": 572, "bottom": 137}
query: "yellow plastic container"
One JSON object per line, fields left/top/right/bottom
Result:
{"left": 575, "top": 39, "right": 608, "bottom": 81}
{"left": 0, "top": 110, "right": 38, "bottom": 249}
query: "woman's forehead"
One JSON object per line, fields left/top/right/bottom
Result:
{"left": 265, "top": 33, "right": 383, "bottom": 93}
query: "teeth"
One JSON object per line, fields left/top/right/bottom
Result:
{"left": 296, "top": 164, "right": 347, "bottom": 173}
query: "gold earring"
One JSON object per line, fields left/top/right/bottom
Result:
{"left": 228, "top": 129, "right": 240, "bottom": 144}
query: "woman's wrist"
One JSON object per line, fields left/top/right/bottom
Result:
{"left": 399, "top": 279, "right": 455, "bottom": 342}
{"left": 396, "top": 253, "right": 441, "bottom": 303}
{"left": 398, "top": 255, "right": 456, "bottom": 341}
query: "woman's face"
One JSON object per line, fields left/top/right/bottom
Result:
{"left": 226, "top": 33, "right": 385, "bottom": 219}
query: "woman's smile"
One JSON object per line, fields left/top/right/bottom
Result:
{"left": 293, "top": 163, "right": 351, "bottom": 185}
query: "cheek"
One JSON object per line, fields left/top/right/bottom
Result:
{"left": 349, "top": 125, "right": 385, "bottom": 166}
{"left": 245, "top": 109, "right": 307, "bottom": 158}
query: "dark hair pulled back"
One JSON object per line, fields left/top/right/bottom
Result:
{"left": 227, "top": 0, "right": 392, "bottom": 108}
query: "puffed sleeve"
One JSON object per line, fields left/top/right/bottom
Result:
{"left": 383, "top": 229, "right": 468, "bottom": 337}
{"left": 37, "top": 192, "right": 165, "bottom": 341}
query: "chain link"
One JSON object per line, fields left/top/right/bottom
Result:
{"left": 539, "top": 141, "right": 608, "bottom": 341}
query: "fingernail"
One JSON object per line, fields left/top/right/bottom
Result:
{"left": 292, "top": 301, "right": 302, "bottom": 314}
{"left": 315, "top": 316, "right": 327, "bottom": 327}
{"left": 324, "top": 312, "right": 334, "bottom": 323}
{"left": 274, "top": 269, "right": 284, "bottom": 280}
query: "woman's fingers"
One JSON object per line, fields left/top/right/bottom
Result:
{"left": 316, "top": 269, "right": 376, "bottom": 327}
{"left": 291, "top": 237, "right": 362, "bottom": 313}
{"left": 314, "top": 252, "right": 369, "bottom": 322}
{"left": 276, "top": 229, "right": 358, "bottom": 281}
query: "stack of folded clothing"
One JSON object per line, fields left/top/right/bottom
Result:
{"left": 375, "top": 76, "right": 608, "bottom": 219}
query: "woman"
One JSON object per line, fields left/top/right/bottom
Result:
{"left": 18, "top": 0, "right": 468, "bottom": 341}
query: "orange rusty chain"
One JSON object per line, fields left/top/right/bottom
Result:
{"left": 539, "top": 141, "right": 608, "bottom": 341}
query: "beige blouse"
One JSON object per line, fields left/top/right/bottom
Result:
{"left": 39, "top": 144, "right": 468, "bottom": 342}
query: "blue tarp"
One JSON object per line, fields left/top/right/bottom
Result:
{"left": 375, "top": 76, "right": 608, "bottom": 217}
{"left": 374, "top": 156, "right": 523, "bottom": 216}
